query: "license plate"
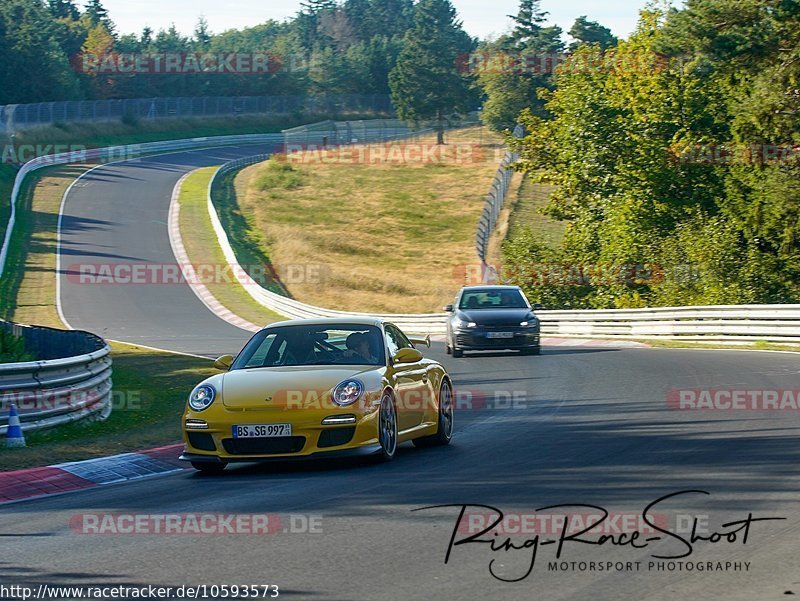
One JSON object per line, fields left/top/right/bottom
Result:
{"left": 232, "top": 424, "right": 292, "bottom": 438}
{"left": 487, "top": 332, "right": 514, "bottom": 339}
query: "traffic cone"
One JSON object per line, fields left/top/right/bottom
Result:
{"left": 6, "top": 403, "right": 26, "bottom": 448}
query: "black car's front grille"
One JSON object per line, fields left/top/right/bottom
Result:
{"left": 187, "top": 432, "right": 216, "bottom": 451}
{"left": 222, "top": 436, "right": 306, "bottom": 455}
{"left": 318, "top": 427, "right": 356, "bottom": 448}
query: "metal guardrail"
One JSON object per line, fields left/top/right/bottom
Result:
{"left": 0, "top": 321, "right": 112, "bottom": 434}
{"left": 475, "top": 124, "right": 525, "bottom": 263}
{"left": 537, "top": 305, "right": 800, "bottom": 343}
{"left": 0, "top": 95, "right": 394, "bottom": 133}
{"left": 0, "top": 132, "right": 286, "bottom": 278}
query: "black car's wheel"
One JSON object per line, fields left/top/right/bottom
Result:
{"left": 452, "top": 345, "right": 464, "bottom": 358}
{"left": 191, "top": 461, "right": 227, "bottom": 475}
{"left": 413, "top": 379, "right": 454, "bottom": 448}
{"left": 376, "top": 392, "right": 398, "bottom": 462}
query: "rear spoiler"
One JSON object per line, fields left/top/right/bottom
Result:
{"left": 409, "top": 335, "right": 431, "bottom": 348}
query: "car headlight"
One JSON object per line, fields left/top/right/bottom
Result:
{"left": 332, "top": 379, "right": 364, "bottom": 407}
{"left": 455, "top": 319, "right": 477, "bottom": 329}
{"left": 189, "top": 384, "right": 216, "bottom": 411}
{"left": 520, "top": 319, "right": 540, "bottom": 328}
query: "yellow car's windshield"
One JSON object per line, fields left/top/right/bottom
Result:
{"left": 231, "top": 324, "right": 385, "bottom": 369}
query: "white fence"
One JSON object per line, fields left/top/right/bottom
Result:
{"left": 538, "top": 305, "right": 800, "bottom": 343}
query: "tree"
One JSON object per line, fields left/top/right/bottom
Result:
{"left": 194, "top": 17, "right": 211, "bottom": 49}
{"left": 80, "top": 22, "right": 115, "bottom": 98}
{"left": 140, "top": 26, "right": 153, "bottom": 49}
{"left": 0, "top": 0, "right": 81, "bottom": 103}
{"left": 48, "top": 0, "right": 79, "bottom": 20}
{"left": 568, "top": 16, "right": 618, "bottom": 51}
{"left": 84, "top": 0, "right": 113, "bottom": 32}
{"left": 388, "top": 0, "right": 475, "bottom": 143}
{"left": 507, "top": 0, "right": 562, "bottom": 52}
{"left": 476, "top": 0, "right": 563, "bottom": 130}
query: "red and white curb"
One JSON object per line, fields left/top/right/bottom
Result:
{"left": 0, "top": 444, "right": 186, "bottom": 505}
{"left": 168, "top": 172, "right": 260, "bottom": 333}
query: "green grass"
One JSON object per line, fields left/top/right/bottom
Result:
{"left": 0, "top": 164, "right": 18, "bottom": 247}
{"left": 506, "top": 174, "right": 565, "bottom": 250}
{"left": 0, "top": 164, "right": 84, "bottom": 325}
{"left": 0, "top": 342, "right": 215, "bottom": 471}
{"left": 178, "top": 167, "right": 284, "bottom": 325}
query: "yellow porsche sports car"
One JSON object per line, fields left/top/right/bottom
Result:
{"left": 180, "top": 318, "right": 454, "bottom": 473}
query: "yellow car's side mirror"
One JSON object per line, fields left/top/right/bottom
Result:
{"left": 393, "top": 348, "right": 424, "bottom": 364}
{"left": 213, "top": 354, "right": 234, "bottom": 370}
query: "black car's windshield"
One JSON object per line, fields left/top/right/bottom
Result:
{"left": 458, "top": 289, "right": 528, "bottom": 310}
{"left": 231, "top": 324, "right": 385, "bottom": 369}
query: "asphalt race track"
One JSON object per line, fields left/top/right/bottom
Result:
{"left": 3, "top": 145, "right": 800, "bottom": 600}
{"left": 57, "top": 144, "right": 276, "bottom": 356}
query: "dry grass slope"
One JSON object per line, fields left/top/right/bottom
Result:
{"left": 236, "top": 127, "right": 505, "bottom": 314}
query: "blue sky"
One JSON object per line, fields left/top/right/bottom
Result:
{"left": 99, "top": 0, "right": 645, "bottom": 41}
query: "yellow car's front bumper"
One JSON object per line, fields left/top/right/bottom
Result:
{"left": 180, "top": 404, "right": 382, "bottom": 464}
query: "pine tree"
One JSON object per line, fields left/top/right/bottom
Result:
{"left": 568, "top": 16, "right": 618, "bottom": 51}
{"left": 300, "top": 0, "right": 337, "bottom": 15}
{"left": 84, "top": 0, "right": 112, "bottom": 29}
{"left": 388, "top": 0, "right": 474, "bottom": 142}
{"left": 48, "top": 0, "right": 79, "bottom": 20}
{"left": 194, "top": 16, "right": 211, "bottom": 49}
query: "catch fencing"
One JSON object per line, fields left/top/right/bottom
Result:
{"left": 475, "top": 124, "right": 525, "bottom": 263}
{"left": 0, "top": 95, "right": 394, "bottom": 133}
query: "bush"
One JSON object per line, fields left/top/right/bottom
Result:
{"left": 0, "top": 329, "right": 34, "bottom": 363}
{"left": 255, "top": 158, "right": 307, "bottom": 192}
{"left": 121, "top": 113, "right": 139, "bottom": 127}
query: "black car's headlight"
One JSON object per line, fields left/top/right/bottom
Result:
{"left": 189, "top": 384, "right": 216, "bottom": 411}
{"left": 454, "top": 319, "right": 477, "bottom": 329}
{"left": 520, "top": 318, "right": 540, "bottom": 328}
{"left": 332, "top": 379, "right": 364, "bottom": 407}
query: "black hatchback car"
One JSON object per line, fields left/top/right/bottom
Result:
{"left": 445, "top": 286, "right": 541, "bottom": 357}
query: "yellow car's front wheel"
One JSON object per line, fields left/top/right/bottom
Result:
{"left": 376, "top": 392, "right": 398, "bottom": 462}
{"left": 413, "top": 379, "right": 454, "bottom": 448}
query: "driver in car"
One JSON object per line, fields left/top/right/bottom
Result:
{"left": 344, "top": 332, "right": 379, "bottom": 364}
